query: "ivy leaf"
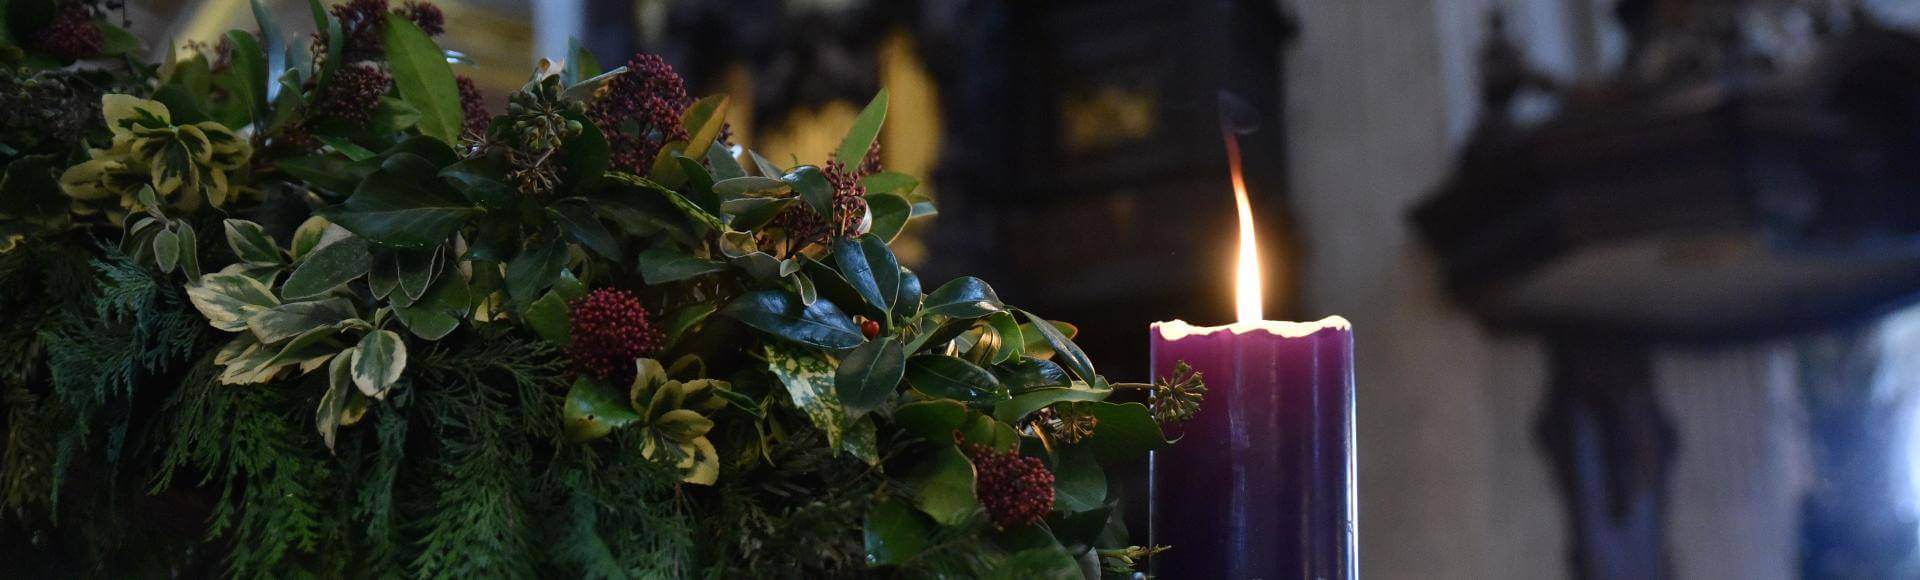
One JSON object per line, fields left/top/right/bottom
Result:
{"left": 223, "top": 218, "right": 283, "bottom": 265}
{"left": 351, "top": 329, "right": 406, "bottom": 399}
{"left": 319, "top": 153, "right": 479, "bottom": 248}
{"left": 721, "top": 290, "right": 864, "bottom": 350}
{"left": 1051, "top": 447, "right": 1107, "bottom": 514}
{"left": 905, "top": 355, "right": 1000, "bottom": 404}
{"left": 835, "top": 336, "right": 905, "bottom": 417}
{"left": 907, "top": 445, "right": 977, "bottom": 527}
{"left": 864, "top": 500, "right": 932, "bottom": 567}
{"left": 247, "top": 297, "right": 355, "bottom": 344}
{"left": 281, "top": 231, "right": 372, "bottom": 300}
{"left": 835, "top": 89, "right": 888, "bottom": 169}
{"left": 186, "top": 271, "right": 282, "bottom": 332}
{"left": 1080, "top": 402, "right": 1169, "bottom": 464}
{"left": 525, "top": 290, "right": 571, "bottom": 346}
{"left": 1018, "top": 309, "right": 1095, "bottom": 383}
{"left": 562, "top": 376, "right": 643, "bottom": 442}
{"left": 636, "top": 244, "right": 726, "bottom": 284}
{"left": 505, "top": 236, "right": 567, "bottom": 305}
{"left": 922, "top": 277, "right": 1004, "bottom": 319}
{"left": 381, "top": 14, "right": 463, "bottom": 145}
{"left": 991, "top": 385, "right": 1111, "bottom": 425}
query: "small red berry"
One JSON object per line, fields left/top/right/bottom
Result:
{"left": 860, "top": 318, "right": 880, "bottom": 339}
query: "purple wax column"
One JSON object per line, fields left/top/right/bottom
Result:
{"left": 1148, "top": 318, "right": 1356, "bottom": 579}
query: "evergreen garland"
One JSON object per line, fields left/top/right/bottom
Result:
{"left": 0, "top": 1, "right": 1206, "bottom": 577}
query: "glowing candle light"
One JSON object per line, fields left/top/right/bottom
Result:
{"left": 1149, "top": 129, "right": 1357, "bottom": 579}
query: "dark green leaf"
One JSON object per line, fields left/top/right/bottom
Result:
{"left": 782, "top": 165, "right": 833, "bottom": 218}
{"left": 153, "top": 227, "right": 180, "bottom": 273}
{"left": 907, "top": 445, "right": 976, "bottom": 526}
{"left": 860, "top": 171, "right": 919, "bottom": 195}
{"left": 660, "top": 303, "right": 716, "bottom": 350}
{"left": 995, "top": 357, "right": 1069, "bottom": 392}
{"left": 563, "top": 110, "right": 608, "bottom": 192}
{"left": 282, "top": 233, "right": 372, "bottom": 299}
{"left": 867, "top": 192, "right": 912, "bottom": 244}
{"left": 223, "top": 30, "right": 267, "bottom": 127}
{"left": 894, "top": 267, "right": 922, "bottom": 319}
{"left": 315, "top": 134, "right": 377, "bottom": 161}
{"left": 439, "top": 152, "right": 514, "bottom": 209}
{"left": 319, "top": 153, "right": 479, "bottom": 248}
{"left": 567, "top": 38, "right": 601, "bottom": 84}
{"left": 1081, "top": 402, "right": 1169, "bottom": 464}
{"left": 748, "top": 149, "right": 783, "bottom": 177}
{"left": 307, "top": 0, "right": 327, "bottom": 30}
{"left": 893, "top": 399, "right": 967, "bottom": 444}
{"left": 635, "top": 244, "right": 726, "bottom": 284}
{"left": 836, "top": 336, "right": 905, "bottom": 416}
{"left": 393, "top": 270, "right": 467, "bottom": 340}
{"left": 905, "top": 355, "right": 999, "bottom": 404}
{"left": 712, "top": 176, "right": 788, "bottom": 197}
{"left": 97, "top": 21, "right": 142, "bottom": 56}
{"left": 991, "top": 386, "right": 1111, "bottom": 425}
{"left": 1051, "top": 447, "right": 1107, "bottom": 513}
{"left": 960, "top": 413, "right": 1019, "bottom": 452}
{"left": 860, "top": 234, "right": 900, "bottom": 314}
{"left": 366, "top": 249, "right": 398, "bottom": 299}
{"left": 1018, "top": 309, "right": 1095, "bottom": 383}
{"left": 864, "top": 499, "right": 932, "bottom": 567}
{"left": 720, "top": 290, "right": 864, "bottom": 350}
{"left": 835, "top": 89, "right": 888, "bottom": 169}
{"left": 832, "top": 236, "right": 891, "bottom": 316}
{"left": 562, "top": 376, "right": 642, "bottom": 442}
{"left": 984, "top": 311, "right": 1024, "bottom": 365}
{"left": 505, "top": 237, "right": 567, "bottom": 304}
{"left": 381, "top": 14, "right": 463, "bottom": 145}
{"left": 394, "top": 246, "right": 441, "bottom": 302}
{"left": 276, "top": 154, "right": 373, "bottom": 196}
{"left": 988, "top": 547, "right": 1082, "bottom": 580}
{"left": 525, "top": 290, "right": 571, "bottom": 346}
{"left": 553, "top": 201, "right": 619, "bottom": 260}
{"left": 922, "top": 277, "right": 1003, "bottom": 319}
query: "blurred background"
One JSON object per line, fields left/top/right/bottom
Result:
{"left": 128, "top": 0, "right": 1920, "bottom": 578}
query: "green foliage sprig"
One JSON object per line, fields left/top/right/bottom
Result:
{"left": 0, "top": 1, "right": 1201, "bottom": 577}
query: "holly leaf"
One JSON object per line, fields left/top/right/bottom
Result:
{"left": 835, "top": 336, "right": 905, "bottom": 417}
{"left": 922, "top": 277, "right": 1004, "bottom": 319}
{"left": 721, "top": 290, "right": 864, "bottom": 350}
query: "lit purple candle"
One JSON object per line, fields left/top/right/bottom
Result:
{"left": 1149, "top": 317, "right": 1355, "bottom": 578}
{"left": 1148, "top": 131, "right": 1356, "bottom": 578}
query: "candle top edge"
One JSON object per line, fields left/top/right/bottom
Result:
{"left": 1151, "top": 316, "right": 1351, "bottom": 340}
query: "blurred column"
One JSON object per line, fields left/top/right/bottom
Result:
{"left": 532, "top": 0, "right": 583, "bottom": 66}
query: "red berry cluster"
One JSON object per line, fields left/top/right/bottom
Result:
{"left": 326, "top": 0, "right": 446, "bottom": 63}
{"left": 316, "top": 64, "right": 393, "bottom": 126}
{"left": 456, "top": 74, "right": 489, "bottom": 137}
{"left": 568, "top": 288, "right": 665, "bottom": 385}
{"left": 588, "top": 53, "right": 692, "bottom": 174}
{"left": 967, "top": 443, "right": 1055, "bottom": 529}
{"left": 859, "top": 140, "right": 884, "bottom": 176}
{"left": 37, "top": 3, "right": 103, "bottom": 61}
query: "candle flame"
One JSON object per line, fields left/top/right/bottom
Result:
{"left": 1225, "top": 131, "right": 1262, "bottom": 323}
